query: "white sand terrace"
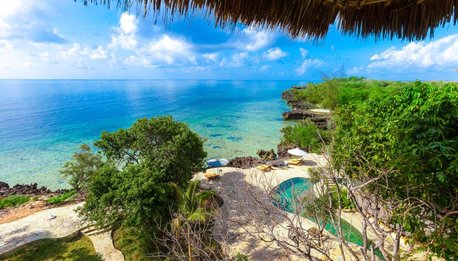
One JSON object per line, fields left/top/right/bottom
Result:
{"left": 196, "top": 153, "right": 358, "bottom": 260}
{"left": 0, "top": 202, "right": 124, "bottom": 260}
{"left": 195, "top": 153, "right": 415, "bottom": 260}
{"left": 309, "top": 109, "right": 331, "bottom": 114}
{"left": 0, "top": 203, "right": 84, "bottom": 255}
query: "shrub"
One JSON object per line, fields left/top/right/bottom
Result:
{"left": 235, "top": 253, "right": 249, "bottom": 261}
{"left": 0, "top": 195, "right": 30, "bottom": 209}
{"left": 280, "top": 120, "right": 330, "bottom": 153}
{"left": 46, "top": 190, "right": 76, "bottom": 205}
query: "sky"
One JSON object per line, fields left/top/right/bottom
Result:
{"left": 0, "top": 0, "right": 457, "bottom": 81}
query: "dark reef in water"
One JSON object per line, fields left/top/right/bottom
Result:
{"left": 210, "top": 134, "right": 224, "bottom": 138}
{"left": 227, "top": 136, "right": 242, "bottom": 142}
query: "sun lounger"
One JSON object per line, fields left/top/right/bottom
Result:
{"left": 204, "top": 172, "right": 220, "bottom": 180}
{"left": 286, "top": 158, "right": 303, "bottom": 165}
{"left": 256, "top": 164, "right": 272, "bottom": 172}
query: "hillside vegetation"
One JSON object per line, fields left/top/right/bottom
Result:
{"left": 283, "top": 78, "right": 458, "bottom": 258}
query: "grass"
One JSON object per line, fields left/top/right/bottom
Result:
{"left": 0, "top": 195, "right": 30, "bottom": 210}
{"left": 0, "top": 233, "right": 102, "bottom": 261}
{"left": 46, "top": 190, "right": 76, "bottom": 205}
{"left": 113, "top": 227, "right": 151, "bottom": 261}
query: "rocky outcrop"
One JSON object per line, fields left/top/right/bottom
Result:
{"left": 0, "top": 182, "right": 61, "bottom": 197}
{"left": 0, "top": 182, "right": 9, "bottom": 197}
{"left": 281, "top": 88, "right": 332, "bottom": 130}
{"left": 281, "top": 88, "right": 316, "bottom": 110}
{"left": 256, "top": 149, "right": 277, "bottom": 161}
{"left": 227, "top": 156, "right": 263, "bottom": 169}
{"left": 276, "top": 144, "right": 296, "bottom": 159}
{"left": 282, "top": 110, "right": 331, "bottom": 129}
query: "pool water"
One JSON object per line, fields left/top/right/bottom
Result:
{"left": 273, "top": 177, "right": 366, "bottom": 247}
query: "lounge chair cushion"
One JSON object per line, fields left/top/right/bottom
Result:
{"left": 204, "top": 172, "right": 220, "bottom": 180}
{"left": 256, "top": 164, "right": 272, "bottom": 171}
{"left": 286, "top": 158, "right": 303, "bottom": 165}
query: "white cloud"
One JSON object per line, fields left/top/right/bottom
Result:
{"left": 299, "top": 48, "right": 308, "bottom": 59}
{"left": 220, "top": 52, "right": 249, "bottom": 67}
{"left": 368, "top": 34, "right": 458, "bottom": 70}
{"left": 295, "top": 59, "right": 324, "bottom": 75}
{"left": 263, "top": 47, "right": 287, "bottom": 60}
{"left": 88, "top": 46, "right": 108, "bottom": 60}
{"left": 58, "top": 44, "right": 108, "bottom": 61}
{"left": 238, "top": 27, "right": 275, "bottom": 51}
{"left": 109, "top": 13, "right": 195, "bottom": 67}
{"left": 260, "top": 65, "right": 270, "bottom": 71}
{"left": 347, "top": 66, "right": 364, "bottom": 76}
{"left": 202, "top": 53, "right": 218, "bottom": 62}
{"left": 119, "top": 13, "right": 137, "bottom": 34}
{"left": 0, "top": 1, "right": 66, "bottom": 43}
{"left": 109, "top": 13, "right": 138, "bottom": 50}
{"left": 147, "top": 35, "right": 194, "bottom": 65}
{"left": 125, "top": 55, "right": 153, "bottom": 68}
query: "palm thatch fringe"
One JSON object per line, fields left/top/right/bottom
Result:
{"left": 80, "top": 0, "right": 457, "bottom": 40}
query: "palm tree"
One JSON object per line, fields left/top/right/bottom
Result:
{"left": 171, "top": 180, "right": 215, "bottom": 261}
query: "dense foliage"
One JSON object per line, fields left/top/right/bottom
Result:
{"left": 46, "top": 190, "right": 76, "bottom": 205}
{"left": 332, "top": 81, "right": 458, "bottom": 258}
{"left": 78, "top": 116, "right": 207, "bottom": 250}
{"left": 60, "top": 144, "right": 102, "bottom": 192}
{"left": 290, "top": 77, "right": 408, "bottom": 110}
{"left": 0, "top": 195, "right": 30, "bottom": 209}
{"left": 167, "top": 180, "right": 223, "bottom": 260}
{"left": 280, "top": 120, "right": 330, "bottom": 153}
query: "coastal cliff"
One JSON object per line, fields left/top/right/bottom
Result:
{"left": 281, "top": 88, "right": 332, "bottom": 129}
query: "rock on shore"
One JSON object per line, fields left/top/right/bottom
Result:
{"left": 227, "top": 156, "right": 263, "bottom": 169}
{"left": 281, "top": 88, "right": 332, "bottom": 130}
{"left": 0, "top": 182, "right": 66, "bottom": 197}
{"left": 281, "top": 88, "right": 316, "bottom": 110}
{"left": 282, "top": 110, "right": 331, "bottom": 129}
{"left": 256, "top": 149, "right": 277, "bottom": 161}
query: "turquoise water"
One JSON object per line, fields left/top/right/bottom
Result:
{"left": 273, "top": 178, "right": 366, "bottom": 247}
{"left": 0, "top": 80, "right": 298, "bottom": 189}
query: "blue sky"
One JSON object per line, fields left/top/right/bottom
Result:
{"left": 0, "top": 0, "right": 457, "bottom": 81}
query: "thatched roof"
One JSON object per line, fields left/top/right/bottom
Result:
{"left": 85, "top": 0, "right": 457, "bottom": 40}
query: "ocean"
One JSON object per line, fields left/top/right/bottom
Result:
{"left": 0, "top": 80, "right": 301, "bottom": 189}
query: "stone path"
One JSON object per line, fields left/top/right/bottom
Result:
{"left": 0, "top": 202, "right": 123, "bottom": 261}
{"left": 83, "top": 227, "right": 124, "bottom": 261}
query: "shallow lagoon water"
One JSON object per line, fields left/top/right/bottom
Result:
{"left": 0, "top": 80, "right": 299, "bottom": 189}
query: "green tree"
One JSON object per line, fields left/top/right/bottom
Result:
{"left": 79, "top": 116, "right": 207, "bottom": 250}
{"left": 60, "top": 144, "right": 102, "bottom": 192}
{"left": 332, "top": 81, "right": 458, "bottom": 258}
{"left": 171, "top": 180, "right": 215, "bottom": 261}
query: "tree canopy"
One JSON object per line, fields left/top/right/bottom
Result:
{"left": 332, "top": 81, "right": 458, "bottom": 258}
{"left": 79, "top": 116, "right": 207, "bottom": 247}
{"left": 60, "top": 144, "right": 102, "bottom": 192}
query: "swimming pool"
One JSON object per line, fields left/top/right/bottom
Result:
{"left": 272, "top": 177, "right": 366, "bottom": 246}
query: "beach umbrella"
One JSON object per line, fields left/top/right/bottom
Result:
{"left": 206, "top": 158, "right": 229, "bottom": 175}
{"left": 287, "top": 148, "right": 307, "bottom": 157}
{"left": 206, "top": 158, "right": 229, "bottom": 168}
